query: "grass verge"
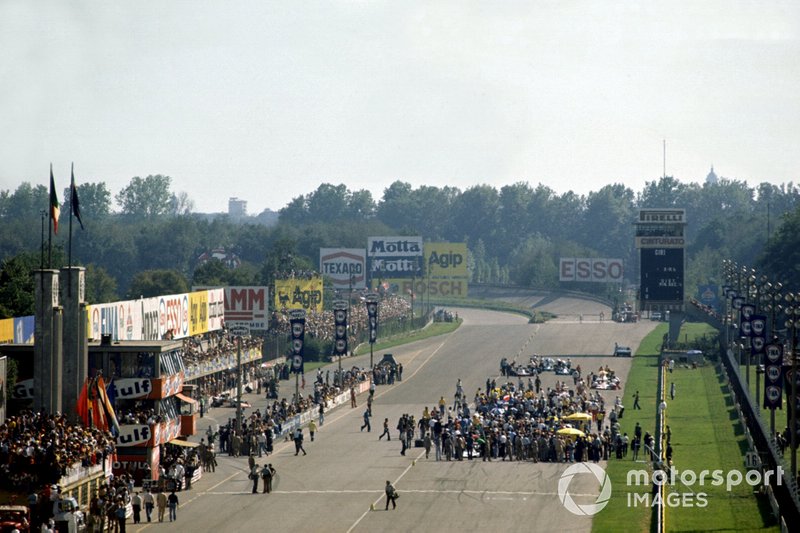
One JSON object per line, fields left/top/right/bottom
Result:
{"left": 352, "top": 319, "right": 462, "bottom": 356}
{"left": 593, "top": 325, "right": 666, "bottom": 533}
{"left": 663, "top": 331, "right": 778, "bottom": 531}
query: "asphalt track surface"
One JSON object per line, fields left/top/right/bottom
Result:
{"left": 132, "top": 303, "right": 657, "bottom": 533}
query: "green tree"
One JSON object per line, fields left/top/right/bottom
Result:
{"left": 0, "top": 252, "right": 39, "bottom": 317}
{"left": 192, "top": 258, "right": 229, "bottom": 286}
{"left": 68, "top": 182, "right": 112, "bottom": 222}
{"left": 116, "top": 175, "right": 175, "bottom": 218}
{"left": 84, "top": 264, "right": 119, "bottom": 304}
{"left": 126, "top": 269, "right": 189, "bottom": 298}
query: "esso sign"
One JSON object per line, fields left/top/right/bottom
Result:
{"left": 559, "top": 258, "right": 624, "bottom": 282}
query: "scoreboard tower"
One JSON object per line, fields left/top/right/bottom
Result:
{"left": 636, "top": 208, "right": 686, "bottom": 315}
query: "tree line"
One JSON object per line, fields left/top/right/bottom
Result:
{"left": 1, "top": 172, "right": 799, "bottom": 318}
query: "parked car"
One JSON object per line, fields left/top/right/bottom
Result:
{"left": 651, "top": 312, "right": 662, "bottom": 321}
{"left": 0, "top": 505, "right": 30, "bottom": 532}
{"left": 613, "top": 346, "right": 632, "bottom": 357}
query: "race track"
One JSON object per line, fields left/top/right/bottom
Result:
{"left": 131, "top": 302, "right": 658, "bottom": 533}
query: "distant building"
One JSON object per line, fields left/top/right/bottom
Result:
{"left": 228, "top": 197, "right": 248, "bottom": 218}
{"left": 197, "top": 248, "right": 241, "bottom": 269}
{"left": 705, "top": 165, "right": 718, "bottom": 185}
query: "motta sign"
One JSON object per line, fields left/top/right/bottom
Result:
{"left": 368, "top": 237, "right": 422, "bottom": 255}
{"left": 559, "top": 258, "right": 623, "bottom": 283}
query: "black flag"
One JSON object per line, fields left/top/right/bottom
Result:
{"left": 71, "top": 163, "right": 84, "bottom": 230}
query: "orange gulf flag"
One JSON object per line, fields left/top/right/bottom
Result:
{"left": 76, "top": 378, "right": 90, "bottom": 426}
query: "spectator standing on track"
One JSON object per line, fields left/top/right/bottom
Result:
{"left": 385, "top": 481, "right": 398, "bottom": 510}
{"left": 294, "top": 427, "right": 307, "bottom": 456}
{"left": 261, "top": 464, "right": 276, "bottom": 494}
{"left": 167, "top": 491, "right": 179, "bottom": 522}
{"left": 143, "top": 488, "right": 154, "bottom": 523}
{"left": 379, "top": 418, "right": 391, "bottom": 441}
{"left": 250, "top": 463, "right": 260, "bottom": 494}
{"left": 131, "top": 491, "right": 142, "bottom": 524}
{"left": 309, "top": 419, "right": 317, "bottom": 442}
{"left": 361, "top": 409, "right": 372, "bottom": 432}
{"left": 156, "top": 491, "right": 167, "bottom": 522}
{"left": 319, "top": 402, "right": 325, "bottom": 426}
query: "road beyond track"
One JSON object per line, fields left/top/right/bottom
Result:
{"left": 133, "top": 304, "right": 657, "bottom": 533}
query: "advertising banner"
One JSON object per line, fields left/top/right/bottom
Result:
{"left": 189, "top": 291, "right": 209, "bottom": 337}
{"left": 88, "top": 300, "right": 140, "bottom": 341}
{"left": 425, "top": 243, "right": 468, "bottom": 279}
{"left": 366, "top": 295, "right": 378, "bottom": 344}
{"left": 289, "top": 309, "right": 306, "bottom": 374}
{"left": 367, "top": 236, "right": 423, "bottom": 281}
{"left": 333, "top": 301, "right": 348, "bottom": 356}
{"left": 207, "top": 288, "right": 225, "bottom": 331}
{"left": 275, "top": 278, "right": 323, "bottom": 312}
{"left": 739, "top": 304, "right": 755, "bottom": 337}
{"left": 697, "top": 284, "right": 720, "bottom": 312}
{"left": 13, "top": 316, "right": 34, "bottom": 344}
{"left": 224, "top": 286, "right": 269, "bottom": 331}
{"left": 389, "top": 279, "right": 468, "bottom": 299}
{"left": 764, "top": 342, "right": 783, "bottom": 410}
{"left": 559, "top": 258, "right": 624, "bottom": 282}
{"left": 159, "top": 293, "right": 190, "bottom": 339}
{"left": 320, "top": 248, "right": 367, "bottom": 289}
{"left": 0, "top": 319, "right": 12, "bottom": 344}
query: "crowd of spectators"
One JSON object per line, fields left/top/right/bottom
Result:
{"left": 410, "top": 370, "right": 639, "bottom": 463}
{"left": 0, "top": 410, "right": 115, "bottom": 491}
{"left": 269, "top": 294, "right": 412, "bottom": 342}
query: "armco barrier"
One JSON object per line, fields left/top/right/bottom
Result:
{"left": 276, "top": 378, "right": 372, "bottom": 438}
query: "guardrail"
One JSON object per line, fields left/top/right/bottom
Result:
{"left": 719, "top": 345, "right": 800, "bottom": 527}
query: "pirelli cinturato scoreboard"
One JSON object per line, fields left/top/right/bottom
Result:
{"left": 635, "top": 208, "right": 686, "bottom": 312}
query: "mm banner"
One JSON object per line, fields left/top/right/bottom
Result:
{"left": 368, "top": 236, "right": 423, "bottom": 280}
{"left": 275, "top": 277, "right": 323, "bottom": 312}
{"left": 425, "top": 243, "right": 468, "bottom": 279}
{"left": 224, "top": 286, "right": 269, "bottom": 332}
{"left": 559, "top": 258, "right": 624, "bottom": 282}
{"left": 320, "top": 248, "right": 367, "bottom": 289}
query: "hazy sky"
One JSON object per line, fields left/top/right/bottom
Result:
{"left": 2, "top": 1, "right": 798, "bottom": 214}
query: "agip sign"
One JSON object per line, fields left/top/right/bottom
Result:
{"left": 425, "top": 243, "right": 468, "bottom": 279}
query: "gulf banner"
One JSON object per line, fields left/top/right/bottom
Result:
{"left": 368, "top": 236, "right": 423, "bottom": 280}
{"left": 425, "top": 243, "right": 468, "bottom": 279}
{"left": 275, "top": 277, "right": 323, "bottom": 312}
{"left": 320, "top": 248, "right": 367, "bottom": 289}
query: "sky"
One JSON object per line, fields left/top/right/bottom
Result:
{"left": 1, "top": 1, "right": 798, "bottom": 215}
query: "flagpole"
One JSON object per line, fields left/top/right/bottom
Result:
{"left": 40, "top": 210, "right": 46, "bottom": 270}
{"left": 68, "top": 163, "right": 74, "bottom": 297}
